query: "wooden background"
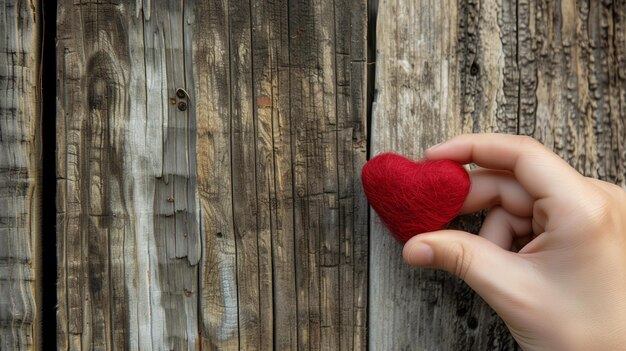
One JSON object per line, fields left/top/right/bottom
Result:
{"left": 0, "top": 0, "right": 625, "bottom": 350}
{"left": 55, "top": 0, "right": 367, "bottom": 350}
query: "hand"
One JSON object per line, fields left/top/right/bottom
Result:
{"left": 403, "top": 133, "right": 626, "bottom": 351}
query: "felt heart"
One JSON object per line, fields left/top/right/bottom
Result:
{"left": 361, "top": 153, "right": 471, "bottom": 243}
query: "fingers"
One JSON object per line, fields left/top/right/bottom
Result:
{"left": 403, "top": 230, "right": 534, "bottom": 313}
{"left": 426, "top": 134, "right": 585, "bottom": 198}
{"left": 479, "top": 206, "right": 533, "bottom": 250}
{"left": 463, "top": 169, "right": 534, "bottom": 217}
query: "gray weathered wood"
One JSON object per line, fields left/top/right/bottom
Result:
{"left": 0, "top": 1, "right": 41, "bottom": 350}
{"left": 57, "top": 1, "right": 199, "bottom": 349}
{"left": 371, "top": 0, "right": 626, "bottom": 349}
{"left": 57, "top": 0, "right": 368, "bottom": 349}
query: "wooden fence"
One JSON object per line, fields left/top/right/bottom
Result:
{"left": 1, "top": 0, "right": 625, "bottom": 350}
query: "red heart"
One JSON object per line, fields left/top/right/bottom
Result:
{"left": 361, "top": 153, "right": 470, "bottom": 243}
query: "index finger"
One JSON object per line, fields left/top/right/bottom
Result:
{"left": 425, "top": 133, "right": 585, "bottom": 198}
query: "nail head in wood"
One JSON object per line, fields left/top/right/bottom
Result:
{"left": 176, "top": 88, "right": 189, "bottom": 99}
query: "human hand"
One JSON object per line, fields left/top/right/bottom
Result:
{"left": 402, "top": 133, "right": 626, "bottom": 351}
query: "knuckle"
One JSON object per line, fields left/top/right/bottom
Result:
{"left": 516, "top": 135, "right": 542, "bottom": 149}
{"left": 606, "top": 182, "right": 625, "bottom": 196}
{"left": 445, "top": 242, "right": 473, "bottom": 281}
{"left": 579, "top": 191, "right": 616, "bottom": 231}
{"left": 586, "top": 177, "right": 625, "bottom": 203}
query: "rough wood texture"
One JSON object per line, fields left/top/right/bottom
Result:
{"left": 57, "top": 1, "right": 202, "bottom": 348}
{"left": 57, "top": 0, "right": 368, "bottom": 349}
{"left": 0, "top": 1, "right": 41, "bottom": 350}
{"left": 371, "top": 0, "right": 626, "bottom": 349}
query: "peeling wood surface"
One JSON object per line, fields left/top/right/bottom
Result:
{"left": 0, "top": 1, "right": 41, "bottom": 350}
{"left": 371, "top": 0, "right": 626, "bottom": 349}
{"left": 56, "top": 0, "right": 368, "bottom": 349}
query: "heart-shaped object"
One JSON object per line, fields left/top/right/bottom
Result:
{"left": 361, "top": 153, "right": 470, "bottom": 243}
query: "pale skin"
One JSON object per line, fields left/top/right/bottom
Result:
{"left": 403, "top": 133, "right": 626, "bottom": 351}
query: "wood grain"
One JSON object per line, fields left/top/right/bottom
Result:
{"left": 57, "top": 0, "right": 368, "bottom": 349}
{"left": 371, "top": 0, "right": 626, "bottom": 349}
{"left": 57, "top": 1, "right": 199, "bottom": 349}
{"left": 0, "top": 1, "right": 41, "bottom": 350}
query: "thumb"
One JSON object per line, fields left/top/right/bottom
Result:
{"left": 403, "top": 230, "right": 533, "bottom": 312}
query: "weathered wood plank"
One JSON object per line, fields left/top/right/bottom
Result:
{"left": 190, "top": 0, "right": 240, "bottom": 349}
{"left": 228, "top": 0, "right": 263, "bottom": 349}
{"left": 0, "top": 1, "right": 41, "bottom": 350}
{"left": 192, "top": 0, "right": 369, "bottom": 349}
{"left": 335, "top": 0, "right": 369, "bottom": 349}
{"left": 57, "top": 1, "right": 199, "bottom": 349}
{"left": 526, "top": 0, "right": 626, "bottom": 184}
{"left": 57, "top": 0, "right": 368, "bottom": 349}
{"left": 371, "top": 1, "right": 477, "bottom": 348}
{"left": 372, "top": 0, "right": 626, "bottom": 349}
{"left": 147, "top": 2, "right": 200, "bottom": 350}
{"left": 194, "top": 0, "right": 369, "bottom": 348}
{"left": 269, "top": 1, "right": 303, "bottom": 349}
{"left": 289, "top": 1, "right": 319, "bottom": 347}
{"left": 250, "top": 1, "right": 280, "bottom": 349}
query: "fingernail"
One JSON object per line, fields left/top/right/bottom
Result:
{"left": 405, "top": 242, "right": 434, "bottom": 267}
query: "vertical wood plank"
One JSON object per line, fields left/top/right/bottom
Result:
{"left": 371, "top": 0, "right": 516, "bottom": 349}
{"left": 260, "top": 0, "right": 302, "bottom": 348}
{"left": 189, "top": 0, "right": 240, "bottom": 349}
{"left": 335, "top": 0, "right": 369, "bottom": 349}
{"left": 228, "top": 0, "right": 262, "bottom": 349}
{"left": 0, "top": 1, "right": 41, "bottom": 350}
{"left": 250, "top": 0, "right": 282, "bottom": 349}
{"left": 288, "top": 1, "right": 318, "bottom": 347}
{"left": 57, "top": 1, "right": 199, "bottom": 349}
{"left": 371, "top": 1, "right": 475, "bottom": 347}
{"left": 57, "top": 0, "right": 368, "bottom": 349}
{"left": 524, "top": 0, "right": 626, "bottom": 185}
{"left": 372, "top": 0, "right": 626, "bottom": 349}
{"left": 146, "top": 1, "right": 200, "bottom": 349}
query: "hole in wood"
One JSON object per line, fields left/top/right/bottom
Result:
{"left": 456, "top": 307, "right": 468, "bottom": 317}
{"left": 470, "top": 62, "right": 480, "bottom": 76}
{"left": 467, "top": 316, "right": 478, "bottom": 329}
